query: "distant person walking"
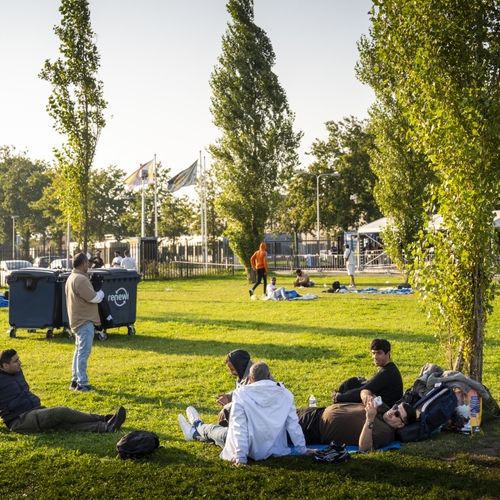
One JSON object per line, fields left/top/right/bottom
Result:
{"left": 344, "top": 244, "right": 356, "bottom": 287}
{"left": 249, "top": 243, "right": 268, "bottom": 297}
{"left": 121, "top": 250, "right": 137, "bottom": 270}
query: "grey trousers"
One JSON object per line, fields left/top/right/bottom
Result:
{"left": 9, "top": 406, "right": 108, "bottom": 433}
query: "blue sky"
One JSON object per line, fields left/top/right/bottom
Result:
{"left": 0, "top": 0, "right": 374, "bottom": 182}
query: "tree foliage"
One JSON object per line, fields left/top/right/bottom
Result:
{"left": 357, "top": 36, "right": 437, "bottom": 277}
{"left": 365, "top": 0, "right": 500, "bottom": 380}
{"left": 278, "top": 118, "right": 380, "bottom": 237}
{"left": 39, "top": 0, "right": 106, "bottom": 252}
{"left": 209, "top": 0, "right": 302, "bottom": 276}
{"left": 0, "top": 147, "right": 51, "bottom": 255}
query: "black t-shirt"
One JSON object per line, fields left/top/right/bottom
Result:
{"left": 335, "top": 362, "right": 403, "bottom": 408}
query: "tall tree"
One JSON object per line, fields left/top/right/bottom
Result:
{"left": 0, "top": 147, "right": 51, "bottom": 257}
{"left": 365, "top": 0, "right": 500, "bottom": 380}
{"left": 39, "top": 0, "right": 106, "bottom": 252}
{"left": 209, "top": 0, "right": 302, "bottom": 277}
{"left": 279, "top": 118, "right": 380, "bottom": 237}
{"left": 356, "top": 32, "right": 437, "bottom": 277}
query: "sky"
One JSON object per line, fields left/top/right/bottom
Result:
{"left": 0, "top": 0, "right": 375, "bottom": 185}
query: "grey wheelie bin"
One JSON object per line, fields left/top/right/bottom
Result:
{"left": 62, "top": 268, "right": 141, "bottom": 341}
{"left": 6, "top": 268, "right": 63, "bottom": 338}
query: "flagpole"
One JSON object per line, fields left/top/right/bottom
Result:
{"left": 199, "top": 150, "right": 203, "bottom": 265}
{"left": 154, "top": 153, "right": 158, "bottom": 238}
{"left": 203, "top": 156, "right": 208, "bottom": 272}
{"left": 141, "top": 166, "right": 146, "bottom": 238}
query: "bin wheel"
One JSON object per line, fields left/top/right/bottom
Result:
{"left": 127, "top": 325, "right": 136, "bottom": 336}
{"left": 46, "top": 329, "right": 53, "bottom": 339}
{"left": 65, "top": 328, "right": 74, "bottom": 340}
{"left": 96, "top": 329, "right": 108, "bottom": 341}
{"left": 9, "top": 327, "right": 16, "bottom": 338}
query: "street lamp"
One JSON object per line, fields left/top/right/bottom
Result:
{"left": 11, "top": 215, "right": 19, "bottom": 259}
{"left": 295, "top": 170, "right": 340, "bottom": 257}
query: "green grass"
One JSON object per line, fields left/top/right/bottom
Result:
{"left": 1, "top": 273, "right": 500, "bottom": 499}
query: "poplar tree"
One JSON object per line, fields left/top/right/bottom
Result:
{"left": 39, "top": 0, "right": 106, "bottom": 252}
{"left": 363, "top": 0, "right": 500, "bottom": 380}
{"left": 209, "top": 0, "right": 302, "bottom": 277}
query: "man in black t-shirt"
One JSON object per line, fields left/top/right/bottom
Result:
{"left": 332, "top": 338, "right": 403, "bottom": 409}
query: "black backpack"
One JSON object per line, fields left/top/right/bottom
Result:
{"left": 326, "top": 281, "right": 341, "bottom": 293}
{"left": 116, "top": 431, "right": 160, "bottom": 459}
{"left": 396, "top": 385, "right": 457, "bottom": 442}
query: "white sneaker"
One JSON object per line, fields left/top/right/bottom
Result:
{"left": 178, "top": 414, "right": 194, "bottom": 441}
{"left": 186, "top": 406, "right": 201, "bottom": 425}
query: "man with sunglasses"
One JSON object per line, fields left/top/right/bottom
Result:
{"left": 297, "top": 398, "right": 416, "bottom": 451}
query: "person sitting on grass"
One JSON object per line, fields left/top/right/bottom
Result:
{"left": 215, "top": 349, "right": 275, "bottom": 426}
{"left": 178, "top": 361, "right": 316, "bottom": 466}
{"left": 266, "top": 277, "right": 299, "bottom": 300}
{"left": 296, "top": 398, "right": 417, "bottom": 451}
{"left": 0, "top": 349, "right": 126, "bottom": 434}
{"left": 293, "top": 269, "right": 312, "bottom": 287}
{"left": 332, "top": 338, "right": 403, "bottom": 409}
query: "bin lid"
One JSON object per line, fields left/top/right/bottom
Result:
{"left": 88, "top": 268, "right": 141, "bottom": 279}
{"left": 7, "top": 268, "right": 59, "bottom": 283}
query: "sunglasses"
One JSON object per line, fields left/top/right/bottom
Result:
{"left": 391, "top": 404, "right": 405, "bottom": 425}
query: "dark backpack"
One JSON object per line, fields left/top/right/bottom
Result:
{"left": 396, "top": 385, "right": 457, "bottom": 442}
{"left": 327, "top": 281, "right": 341, "bottom": 293}
{"left": 116, "top": 431, "right": 160, "bottom": 459}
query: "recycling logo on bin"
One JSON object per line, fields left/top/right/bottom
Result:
{"left": 108, "top": 287, "right": 130, "bottom": 307}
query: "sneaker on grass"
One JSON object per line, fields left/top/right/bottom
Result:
{"left": 186, "top": 406, "right": 201, "bottom": 425}
{"left": 178, "top": 414, "right": 195, "bottom": 441}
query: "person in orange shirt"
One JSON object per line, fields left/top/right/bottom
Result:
{"left": 249, "top": 243, "right": 268, "bottom": 297}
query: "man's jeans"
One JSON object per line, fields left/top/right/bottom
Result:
{"left": 193, "top": 420, "right": 228, "bottom": 449}
{"left": 72, "top": 321, "right": 94, "bottom": 386}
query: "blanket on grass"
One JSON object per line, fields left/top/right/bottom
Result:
{"left": 289, "top": 441, "right": 401, "bottom": 455}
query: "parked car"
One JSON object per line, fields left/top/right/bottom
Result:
{"left": 0, "top": 260, "right": 32, "bottom": 286}
{"left": 33, "top": 255, "right": 62, "bottom": 268}
{"left": 49, "top": 258, "right": 72, "bottom": 270}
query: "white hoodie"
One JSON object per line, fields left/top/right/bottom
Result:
{"left": 220, "top": 379, "right": 307, "bottom": 464}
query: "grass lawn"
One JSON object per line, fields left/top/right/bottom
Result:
{"left": 1, "top": 273, "right": 500, "bottom": 499}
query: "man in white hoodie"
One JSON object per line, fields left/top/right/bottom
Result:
{"left": 178, "top": 362, "right": 315, "bottom": 466}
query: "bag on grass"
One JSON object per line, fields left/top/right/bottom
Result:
{"left": 396, "top": 384, "right": 457, "bottom": 443}
{"left": 314, "top": 441, "right": 350, "bottom": 464}
{"left": 116, "top": 430, "right": 160, "bottom": 459}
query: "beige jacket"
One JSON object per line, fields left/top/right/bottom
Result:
{"left": 65, "top": 269, "right": 101, "bottom": 330}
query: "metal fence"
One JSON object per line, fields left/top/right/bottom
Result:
{"left": 2, "top": 236, "right": 395, "bottom": 282}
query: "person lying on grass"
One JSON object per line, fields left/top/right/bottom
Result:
{"left": 266, "top": 277, "right": 300, "bottom": 300}
{"left": 296, "top": 397, "right": 417, "bottom": 452}
{"left": 178, "top": 361, "right": 316, "bottom": 466}
{"left": 0, "top": 349, "right": 126, "bottom": 434}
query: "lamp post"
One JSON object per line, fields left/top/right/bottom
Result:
{"left": 295, "top": 170, "right": 340, "bottom": 258}
{"left": 11, "top": 215, "right": 19, "bottom": 259}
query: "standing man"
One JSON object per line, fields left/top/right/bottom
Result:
{"left": 121, "top": 250, "right": 137, "bottom": 270}
{"left": 65, "top": 253, "right": 104, "bottom": 392}
{"left": 249, "top": 243, "right": 268, "bottom": 297}
{"left": 332, "top": 338, "right": 404, "bottom": 409}
{"left": 343, "top": 243, "right": 356, "bottom": 287}
{"left": 91, "top": 250, "right": 104, "bottom": 269}
{"left": 112, "top": 250, "right": 122, "bottom": 268}
{"left": 178, "top": 362, "right": 315, "bottom": 465}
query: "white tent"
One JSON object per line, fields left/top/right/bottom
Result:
{"left": 357, "top": 217, "right": 387, "bottom": 234}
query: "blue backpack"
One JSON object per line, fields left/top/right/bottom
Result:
{"left": 396, "top": 384, "right": 457, "bottom": 442}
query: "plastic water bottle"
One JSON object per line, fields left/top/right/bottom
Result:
{"left": 309, "top": 395, "right": 317, "bottom": 407}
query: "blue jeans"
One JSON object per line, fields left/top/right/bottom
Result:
{"left": 193, "top": 419, "right": 228, "bottom": 449}
{"left": 72, "top": 322, "right": 94, "bottom": 387}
